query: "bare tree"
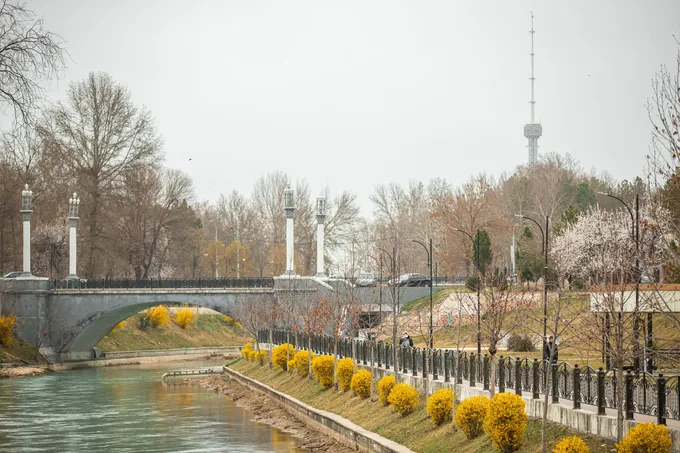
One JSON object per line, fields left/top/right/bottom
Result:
{"left": 39, "top": 72, "right": 163, "bottom": 278}
{"left": 0, "top": 0, "right": 66, "bottom": 127}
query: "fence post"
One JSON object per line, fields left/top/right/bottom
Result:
{"left": 499, "top": 356, "right": 505, "bottom": 393}
{"left": 363, "top": 342, "right": 367, "bottom": 365}
{"left": 456, "top": 351, "right": 463, "bottom": 384}
{"left": 401, "top": 347, "right": 406, "bottom": 373}
{"left": 532, "top": 359, "right": 540, "bottom": 400}
{"left": 470, "top": 353, "right": 476, "bottom": 387}
{"left": 515, "top": 357, "right": 522, "bottom": 396}
{"left": 573, "top": 364, "right": 581, "bottom": 410}
{"left": 625, "top": 371, "right": 634, "bottom": 420}
{"left": 597, "top": 368, "right": 606, "bottom": 415}
{"left": 657, "top": 374, "right": 667, "bottom": 425}
{"left": 377, "top": 343, "right": 382, "bottom": 368}
{"left": 483, "top": 354, "right": 490, "bottom": 391}
{"left": 433, "top": 350, "right": 439, "bottom": 381}
{"left": 412, "top": 348, "right": 418, "bottom": 376}
{"left": 444, "top": 350, "right": 450, "bottom": 383}
{"left": 552, "top": 363, "right": 559, "bottom": 403}
{"left": 422, "top": 348, "right": 427, "bottom": 379}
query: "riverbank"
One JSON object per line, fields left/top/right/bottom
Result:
{"left": 230, "top": 359, "right": 616, "bottom": 453}
{"left": 200, "top": 374, "right": 353, "bottom": 453}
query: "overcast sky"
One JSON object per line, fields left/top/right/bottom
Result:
{"left": 31, "top": 1, "right": 680, "bottom": 216}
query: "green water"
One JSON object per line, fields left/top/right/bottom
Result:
{"left": 0, "top": 360, "right": 301, "bottom": 452}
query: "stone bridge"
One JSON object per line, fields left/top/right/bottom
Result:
{"left": 0, "top": 276, "right": 441, "bottom": 362}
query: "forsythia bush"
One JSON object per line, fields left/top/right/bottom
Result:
{"left": 223, "top": 315, "right": 235, "bottom": 325}
{"left": 378, "top": 375, "right": 396, "bottom": 406}
{"left": 174, "top": 308, "right": 194, "bottom": 329}
{"left": 554, "top": 436, "right": 590, "bottom": 453}
{"left": 616, "top": 422, "right": 672, "bottom": 453}
{"left": 148, "top": 305, "right": 169, "bottom": 327}
{"left": 427, "top": 388, "right": 454, "bottom": 426}
{"left": 293, "top": 350, "right": 314, "bottom": 377}
{"left": 111, "top": 320, "right": 127, "bottom": 333}
{"left": 455, "top": 395, "right": 490, "bottom": 439}
{"left": 311, "top": 355, "right": 335, "bottom": 388}
{"left": 388, "top": 382, "right": 420, "bottom": 416}
{"left": 287, "top": 359, "right": 296, "bottom": 371}
{"left": 350, "top": 370, "right": 372, "bottom": 399}
{"left": 0, "top": 314, "right": 16, "bottom": 345}
{"left": 484, "top": 393, "right": 527, "bottom": 453}
{"left": 272, "top": 343, "right": 295, "bottom": 370}
{"left": 240, "top": 343, "right": 252, "bottom": 358}
{"left": 337, "top": 358, "right": 355, "bottom": 391}
{"left": 247, "top": 349, "right": 260, "bottom": 361}
{"left": 258, "top": 349, "right": 268, "bottom": 361}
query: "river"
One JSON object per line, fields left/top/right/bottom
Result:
{"left": 0, "top": 360, "right": 302, "bottom": 452}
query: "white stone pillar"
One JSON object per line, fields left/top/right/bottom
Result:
{"left": 20, "top": 184, "right": 33, "bottom": 277}
{"left": 284, "top": 187, "right": 296, "bottom": 276}
{"left": 315, "top": 196, "right": 326, "bottom": 278}
{"left": 67, "top": 192, "right": 80, "bottom": 279}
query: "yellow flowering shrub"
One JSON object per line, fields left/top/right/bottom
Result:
{"left": 174, "top": 308, "right": 194, "bottom": 329}
{"left": 287, "top": 359, "right": 296, "bottom": 371}
{"left": 223, "top": 315, "right": 235, "bottom": 325}
{"left": 272, "top": 343, "right": 295, "bottom": 370}
{"left": 111, "top": 320, "right": 126, "bottom": 333}
{"left": 337, "top": 358, "right": 355, "bottom": 391}
{"left": 484, "top": 393, "right": 527, "bottom": 452}
{"left": 258, "top": 349, "right": 268, "bottom": 361}
{"left": 311, "top": 355, "right": 335, "bottom": 388}
{"left": 427, "top": 388, "right": 454, "bottom": 426}
{"left": 350, "top": 370, "right": 372, "bottom": 399}
{"left": 293, "top": 350, "right": 314, "bottom": 377}
{"left": 247, "top": 349, "right": 259, "bottom": 361}
{"left": 378, "top": 375, "right": 396, "bottom": 406}
{"left": 0, "top": 314, "right": 16, "bottom": 345}
{"left": 388, "top": 382, "right": 420, "bottom": 416}
{"left": 455, "top": 395, "right": 490, "bottom": 439}
{"left": 554, "top": 436, "right": 590, "bottom": 453}
{"left": 148, "top": 305, "right": 169, "bottom": 327}
{"left": 240, "top": 343, "right": 252, "bottom": 358}
{"left": 616, "top": 423, "right": 672, "bottom": 453}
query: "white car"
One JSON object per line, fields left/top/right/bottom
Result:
{"left": 355, "top": 272, "right": 375, "bottom": 287}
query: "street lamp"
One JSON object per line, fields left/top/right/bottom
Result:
{"left": 598, "top": 192, "right": 645, "bottom": 371}
{"left": 515, "top": 214, "right": 549, "bottom": 356}
{"left": 452, "top": 228, "right": 481, "bottom": 354}
{"left": 411, "top": 238, "right": 433, "bottom": 349}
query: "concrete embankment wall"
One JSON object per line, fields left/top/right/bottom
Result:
{"left": 50, "top": 347, "right": 239, "bottom": 371}
{"left": 224, "top": 367, "right": 415, "bottom": 453}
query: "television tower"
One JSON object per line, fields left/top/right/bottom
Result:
{"left": 524, "top": 12, "right": 542, "bottom": 165}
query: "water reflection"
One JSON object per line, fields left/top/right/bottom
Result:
{"left": 0, "top": 360, "right": 301, "bottom": 452}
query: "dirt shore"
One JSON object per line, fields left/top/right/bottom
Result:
{"left": 0, "top": 366, "right": 47, "bottom": 378}
{"left": 199, "top": 375, "right": 353, "bottom": 452}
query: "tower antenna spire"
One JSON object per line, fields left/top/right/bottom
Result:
{"left": 524, "top": 11, "right": 542, "bottom": 165}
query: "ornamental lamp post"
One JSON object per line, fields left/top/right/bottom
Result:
{"left": 20, "top": 184, "right": 33, "bottom": 277}
{"left": 315, "top": 196, "right": 327, "bottom": 278}
{"left": 597, "top": 191, "right": 644, "bottom": 372}
{"left": 452, "top": 227, "right": 481, "bottom": 354}
{"left": 515, "top": 214, "right": 549, "bottom": 356}
{"left": 283, "top": 187, "right": 296, "bottom": 276}
{"left": 411, "top": 238, "right": 433, "bottom": 349}
{"left": 67, "top": 193, "right": 80, "bottom": 279}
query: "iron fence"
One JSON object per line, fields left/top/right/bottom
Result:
{"left": 260, "top": 329, "right": 679, "bottom": 425}
{"left": 52, "top": 277, "right": 275, "bottom": 290}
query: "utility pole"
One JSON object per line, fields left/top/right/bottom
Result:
{"left": 214, "top": 227, "right": 218, "bottom": 279}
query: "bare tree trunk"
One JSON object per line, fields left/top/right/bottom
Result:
{"left": 286, "top": 331, "right": 290, "bottom": 370}
{"left": 307, "top": 335, "right": 313, "bottom": 380}
{"left": 269, "top": 328, "right": 273, "bottom": 368}
{"left": 542, "top": 363, "right": 551, "bottom": 453}
{"left": 334, "top": 339, "right": 339, "bottom": 391}
{"left": 256, "top": 340, "right": 263, "bottom": 366}
{"left": 489, "top": 354, "right": 497, "bottom": 397}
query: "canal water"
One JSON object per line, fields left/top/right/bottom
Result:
{"left": 0, "top": 360, "right": 302, "bottom": 452}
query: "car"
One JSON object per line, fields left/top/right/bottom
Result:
{"left": 2, "top": 271, "right": 22, "bottom": 278}
{"left": 355, "top": 272, "right": 375, "bottom": 287}
{"left": 391, "top": 273, "right": 431, "bottom": 287}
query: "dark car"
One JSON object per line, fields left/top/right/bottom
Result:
{"left": 2, "top": 271, "right": 22, "bottom": 278}
{"left": 391, "top": 273, "right": 431, "bottom": 287}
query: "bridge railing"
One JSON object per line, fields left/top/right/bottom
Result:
{"left": 52, "top": 277, "right": 275, "bottom": 290}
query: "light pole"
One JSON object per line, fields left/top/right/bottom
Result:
{"left": 20, "top": 184, "right": 33, "bottom": 277}
{"left": 515, "top": 214, "right": 549, "bottom": 355}
{"left": 452, "top": 228, "right": 481, "bottom": 354}
{"left": 411, "top": 238, "right": 433, "bottom": 349}
{"left": 598, "top": 192, "right": 644, "bottom": 372}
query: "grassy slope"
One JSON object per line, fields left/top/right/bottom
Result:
{"left": 0, "top": 339, "right": 45, "bottom": 364}
{"left": 231, "top": 359, "right": 615, "bottom": 453}
{"left": 97, "top": 314, "right": 251, "bottom": 352}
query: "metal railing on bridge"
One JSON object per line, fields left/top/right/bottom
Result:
{"left": 53, "top": 277, "right": 275, "bottom": 290}
{"left": 260, "top": 329, "right": 679, "bottom": 425}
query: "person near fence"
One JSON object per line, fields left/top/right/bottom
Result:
{"left": 400, "top": 332, "right": 413, "bottom": 347}
{"left": 543, "top": 335, "right": 558, "bottom": 362}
